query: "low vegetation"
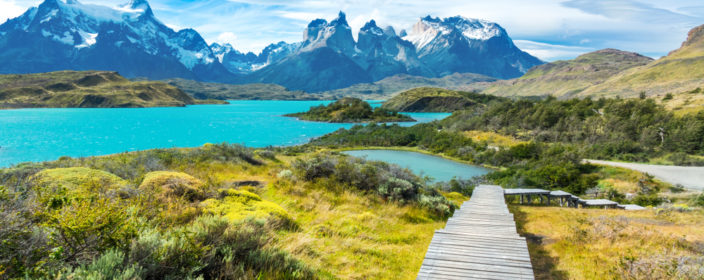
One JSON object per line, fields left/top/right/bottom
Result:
{"left": 0, "top": 71, "right": 225, "bottom": 109}
{"left": 311, "top": 95, "right": 704, "bottom": 204}
{"left": 0, "top": 143, "right": 460, "bottom": 279}
{"left": 513, "top": 206, "right": 704, "bottom": 280}
{"left": 286, "top": 97, "right": 415, "bottom": 123}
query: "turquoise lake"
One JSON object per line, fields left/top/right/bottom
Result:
{"left": 342, "top": 149, "right": 490, "bottom": 182}
{"left": 0, "top": 101, "right": 449, "bottom": 167}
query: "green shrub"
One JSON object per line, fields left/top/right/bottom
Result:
{"left": 124, "top": 216, "right": 316, "bottom": 279}
{"left": 293, "top": 154, "right": 455, "bottom": 217}
{"left": 693, "top": 193, "right": 704, "bottom": 207}
{"left": 66, "top": 249, "right": 142, "bottom": 280}
{"left": 632, "top": 194, "right": 663, "bottom": 206}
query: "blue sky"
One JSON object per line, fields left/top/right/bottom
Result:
{"left": 2, "top": 0, "right": 703, "bottom": 61}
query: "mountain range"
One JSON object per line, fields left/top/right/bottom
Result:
{"left": 0, "top": 0, "right": 543, "bottom": 92}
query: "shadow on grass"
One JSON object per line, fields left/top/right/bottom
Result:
{"left": 510, "top": 205, "right": 569, "bottom": 280}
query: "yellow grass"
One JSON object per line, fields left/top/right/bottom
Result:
{"left": 512, "top": 206, "right": 704, "bottom": 280}
{"left": 660, "top": 92, "right": 704, "bottom": 116}
{"left": 263, "top": 180, "right": 451, "bottom": 279}
{"left": 463, "top": 130, "right": 527, "bottom": 148}
{"left": 162, "top": 153, "right": 458, "bottom": 279}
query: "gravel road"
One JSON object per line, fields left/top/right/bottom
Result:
{"left": 585, "top": 159, "right": 704, "bottom": 191}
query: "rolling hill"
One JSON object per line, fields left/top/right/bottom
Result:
{"left": 580, "top": 24, "right": 704, "bottom": 98}
{"left": 482, "top": 49, "right": 653, "bottom": 98}
{"left": 0, "top": 71, "right": 224, "bottom": 108}
{"left": 381, "top": 87, "right": 503, "bottom": 112}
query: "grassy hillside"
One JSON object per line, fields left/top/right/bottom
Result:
{"left": 0, "top": 144, "right": 460, "bottom": 279}
{"left": 0, "top": 71, "right": 225, "bottom": 109}
{"left": 578, "top": 24, "right": 704, "bottom": 98}
{"left": 381, "top": 87, "right": 504, "bottom": 112}
{"left": 482, "top": 49, "right": 653, "bottom": 98}
{"left": 286, "top": 97, "right": 415, "bottom": 123}
{"left": 163, "top": 78, "right": 330, "bottom": 100}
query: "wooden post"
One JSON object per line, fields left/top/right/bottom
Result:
{"left": 520, "top": 195, "right": 524, "bottom": 204}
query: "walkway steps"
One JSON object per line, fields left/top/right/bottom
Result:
{"left": 417, "top": 185, "right": 534, "bottom": 280}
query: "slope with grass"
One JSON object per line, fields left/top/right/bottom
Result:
{"left": 163, "top": 78, "right": 328, "bottom": 100}
{"left": 482, "top": 49, "right": 653, "bottom": 98}
{"left": 513, "top": 206, "right": 704, "bottom": 280}
{"left": 580, "top": 24, "right": 704, "bottom": 98}
{"left": 0, "top": 71, "right": 225, "bottom": 109}
{"left": 0, "top": 143, "right": 462, "bottom": 279}
{"left": 285, "top": 97, "right": 415, "bottom": 123}
{"left": 381, "top": 87, "right": 503, "bottom": 112}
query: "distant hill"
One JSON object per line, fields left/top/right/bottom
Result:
{"left": 381, "top": 87, "right": 503, "bottom": 112}
{"left": 0, "top": 71, "right": 223, "bottom": 108}
{"left": 483, "top": 24, "right": 704, "bottom": 100}
{"left": 166, "top": 73, "right": 496, "bottom": 101}
{"left": 163, "top": 78, "right": 327, "bottom": 100}
{"left": 321, "top": 73, "right": 498, "bottom": 99}
{"left": 580, "top": 24, "right": 704, "bottom": 98}
{"left": 482, "top": 49, "right": 653, "bottom": 98}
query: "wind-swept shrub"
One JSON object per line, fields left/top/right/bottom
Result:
{"left": 292, "top": 154, "right": 456, "bottom": 218}
{"left": 71, "top": 216, "right": 316, "bottom": 280}
{"left": 139, "top": 171, "right": 205, "bottom": 202}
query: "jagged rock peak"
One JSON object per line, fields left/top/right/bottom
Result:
{"left": 330, "top": 11, "right": 348, "bottom": 27}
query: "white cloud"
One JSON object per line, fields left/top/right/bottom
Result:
{"left": 0, "top": 0, "right": 38, "bottom": 23}
{"left": 216, "top": 31, "right": 238, "bottom": 45}
{"left": 514, "top": 40, "right": 594, "bottom": 61}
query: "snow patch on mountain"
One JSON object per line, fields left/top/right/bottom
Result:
{"left": 75, "top": 30, "right": 98, "bottom": 48}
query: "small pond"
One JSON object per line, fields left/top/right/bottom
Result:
{"left": 342, "top": 149, "right": 490, "bottom": 182}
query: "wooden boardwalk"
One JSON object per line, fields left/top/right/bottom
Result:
{"left": 417, "top": 185, "right": 534, "bottom": 280}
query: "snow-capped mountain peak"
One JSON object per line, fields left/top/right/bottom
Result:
{"left": 0, "top": 0, "right": 234, "bottom": 81}
{"left": 301, "top": 11, "right": 355, "bottom": 53}
{"left": 403, "top": 15, "right": 505, "bottom": 50}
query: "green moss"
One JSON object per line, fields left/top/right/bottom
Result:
{"left": 202, "top": 189, "right": 293, "bottom": 226}
{"left": 32, "top": 167, "right": 128, "bottom": 205}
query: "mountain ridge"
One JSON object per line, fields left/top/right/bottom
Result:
{"left": 0, "top": 1, "right": 543, "bottom": 92}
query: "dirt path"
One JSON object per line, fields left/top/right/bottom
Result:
{"left": 585, "top": 159, "right": 704, "bottom": 191}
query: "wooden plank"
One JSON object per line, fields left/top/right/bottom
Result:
{"left": 418, "top": 185, "right": 534, "bottom": 280}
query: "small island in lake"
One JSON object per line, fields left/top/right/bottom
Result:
{"left": 285, "top": 97, "right": 415, "bottom": 123}
{"left": 0, "top": 71, "right": 226, "bottom": 109}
